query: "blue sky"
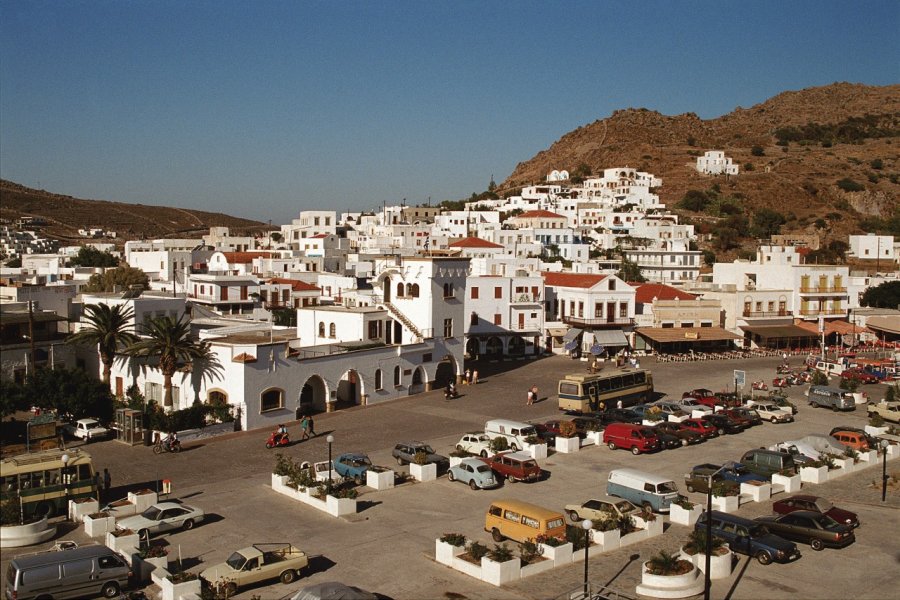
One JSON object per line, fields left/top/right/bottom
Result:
{"left": 2, "top": 1, "right": 898, "bottom": 224}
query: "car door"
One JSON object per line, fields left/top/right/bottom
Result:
{"left": 772, "top": 514, "right": 805, "bottom": 542}
{"left": 158, "top": 507, "right": 188, "bottom": 533}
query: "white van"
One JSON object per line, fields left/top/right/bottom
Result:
{"left": 606, "top": 468, "right": 680, "bottom": 513}
{"left": 484, "top": 419, "right": 538, "bottom": 452}
{"left": 814, "top": 360, "right": 845, "bottom": 376}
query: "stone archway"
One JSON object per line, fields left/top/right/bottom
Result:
{"left": 508, "top": 336, "right": 526, "bottom": 356}
{"left": 434, "top": 356, "right": 458, "bottom": 389}
{"left": 336, "top": 369, "right": 363, "bottom": 408}
{"left": 466, "top": 338, "right": 481, "bottom": 359}
{"left": 485, "top": 336, "right": 504, "bottom": 357}
{"left": 409, "top": 366, "right": 427, "bottom": 395}
{"left": 299, "top": 375, "right": 328, "bottom": 416}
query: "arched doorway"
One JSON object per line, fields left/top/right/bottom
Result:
{"left": 466, "top": 338, "right": 481, "bottom": 359}
{"left": 409, "top": 366, "right": 426, "bottom": 395}
{"left": 485, "top": 336, "right": 504, "bottom": 357}
{"left": 434, "top": 356, "right": 457, "bottom": 389}
{"left": 336, "top": 369, "right": 363, "bottom": 408}
{"left": 508, "top": 336, "right": 526, "bottom": 356}
{"left": 299, "top": 375, "right": 328, "bottom": 415}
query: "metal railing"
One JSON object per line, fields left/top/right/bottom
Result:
{"left": 742, "top": 310, "right": 791, "bottom": 318}
{"left": 799, "top": 286, "right": 847, "bottom": 293}
{"left": 562, "top": 316, "right": 634, "bottom": 327}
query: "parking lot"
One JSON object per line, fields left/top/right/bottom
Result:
{"left": 6, "top": 354, "right": 899, "bottom": 600}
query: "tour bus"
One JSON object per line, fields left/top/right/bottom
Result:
{"left": 557, "top": 368, "right": 654, "bottom": 413}
{"left": 0, "top": 448, "right": 97, "bottom": 520}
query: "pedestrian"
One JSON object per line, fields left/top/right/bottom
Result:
{"left": 94, "top": 471, "right": 102, "bottom": 500}
{"left": 465, "top": 369, "right": 471, "bottom": 385}
{"left": 531, "top": 385, "right": 538, "bottom": 404}
{"left": 472, "top": 370, "right": 479, "bottom": 384}
{"left": 103, "top": 468, "right": 111, "bottom": 494}
{"left": 616, "top": 399, "right": 623, "bottom": 410}
{"left": 300, "top": 415, "right": 310, "bottom": 440}
{"left": 526, "top": 388, "right": 533, "bottom": 406}
{"left": 307, "top": 415, "right": 316, "bottom": 437}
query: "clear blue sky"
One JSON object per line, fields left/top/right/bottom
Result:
{"left": 2, "top": 1, "right": 898, "bottom": 224}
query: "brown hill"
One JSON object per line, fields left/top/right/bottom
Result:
{"left": 501, "top": 82, "right": 900, "bottom": 248}
{"left": 0, "top": 180, "right": 270, "bottom": 245}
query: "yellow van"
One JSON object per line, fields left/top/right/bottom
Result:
{"left": 485, "top": 499, "right": 566, "bottom": 543}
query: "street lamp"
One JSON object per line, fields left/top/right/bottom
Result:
{"left": 881, "top": 439, "right": 890, "bottom": 502}
{"left": 581, "top": 518, "right": 592, "bottom": 598}
{"left": 326, "top": 434, "right": 335, "bottom": 490}
{"left": 704, "top": 465, "right": 727, "bottom": 600}
{"left": 61, "top": 453, "right": 70, "bottom": 519}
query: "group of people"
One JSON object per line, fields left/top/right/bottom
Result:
{"left": 526, "top": 385, "right": 538, "bottom": 405}
{"left": 273, "top": 415, "right": 317, "bottom": 443}
{"left": 463, "top": 369, "right": 479, "bottom": 385}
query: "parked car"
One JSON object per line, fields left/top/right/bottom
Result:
{"left": 828, "top": 426, "right": 877, "bottom": 448}
{"left": 392, "top": 441, "right": 450, "bottom": 471}
{"left": 696, "top": 511, "right": 801, "bottom": 565}
{"left": 653, "top": 421, "right": 704, "bottom": 446}
{"left": 117, "top": 501, "right": 204, "bottom": 539}
{"left": 564, "top": 496, "right": 640, "bottom": 525}
{"left": 333, "top": 452, "right": 373, "bottom": 484}
{"left": 200, "top": 543, "right": 308, "bottom": 594}
{"left": 829, "top": 430, "right": 870, "bottom": 451}
{"left": 725, "top": 407, "right": 763, "bottom": 427}
{"left": 751, "top": 402, "right": 794, "bottom": 423}
{"left": 868, "top": 400, "right": 900, "bottom": 423}
{"left": 479, "top": 451, "right": 543, "bottom": 483}
{"left": 63, "top": 418, "right": 110, "bottom": 442}
{"left": 534, "top": 419, "right": 584, "bottom": 441}
{"left": 650, "top": 401, "right": 689, "bottom": 418}
{"left": 755, "top": 511, "right": 855, "bottom": 550}
{"left": 602, "top": 408, "right": 644, "bottom": 424}
{"left": 680, "top": 418, "right": 719, "bottom": 439}
{"left": 678, "top": 398, "right": 715, "bottom": 415}
{"left": 767, "top": 442, "right": 817, "bottom": 466}
{"left": 840, "top": 368, "right": 880, "bottom": 384}
{"left": 569, "top": 415, "right": 605, "bottom": 434}
{"left": 766, "top": 394, "right": 799, "bottom": 414}
{"left": 701, "top": 413, "right": 746, "bottom": 435}
{"left": 683, "top": 462, "right": 768, "bottom": 493}
{"left": 682, "top": 388, "right": 718, "bottom": 407}
{"left": 651, "top": 427, "right": 683, "bottom": 450}
{"left": 603, "top": 423, "right": 661, "bottom": 455}
{"left": 455, "top": 432, "right": 493, "bottom": 457}
{"left": 740, "top": 448, "right": 797, "bottom": 477}
{"left": 447, "top": 457, "right": 500, "bottom": 490}
{"left": 772, "top": 495, "right": 860, "bottom": 528}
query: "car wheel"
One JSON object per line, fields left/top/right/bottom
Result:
{"left": 224, "top": 582, "right": 238, "bottom": 597}
{"left": 480, "top": 450, "right": 488, "bottom": 458}
{"left": 631, "top": 446, "right": 641, "bottom": 455}
{"left": 396, "top": 456, "right": 405, "bottom": 465}
{"left": 681, "top": 439, "right": 688, "bottom": 447}
{"left": 642, "top": 502, "right": 652, "bottom": 514}
{"left": 507, "top": 475, "right": 517, "bottom": 483}
{"left": 756, "top": 551, "right": 773, "bottom": 565}
{"left": 718, "top": 428, "right": 725, "bottom": 436}
{"left": 569, "top": 510, "right": 580, "bottom": 521}
{"left": 456, "top": 444, "right": 464, "bottom": 451}
{"left": 448, "top": 471, "right": 456, "bottom": 482}
{"left": 608, "top": 442, "right": 617, "bottom": 450}
{"left": 491, "top": 527, "right": 504, "bottom": 542}
{"left": 354, "top": 475, "right": 362, "bottom": 486}
{"left": 182, "top": 519, "right": 194, "bottom": 531}
{"left": 469, "top": 480, "right": 478, "bottom": 491}
{"left": 510, "top": 444, "right": 519, "bottom": 452}
{"left": 280, "top": 569, "right": 297, "bottom": 584}
{"left": 34, "top": 501, "right": 53, "bottom": 519}
{"left": 811, "top": 538, "right": 824, "bottom": 551}
{"left": 101, "top": 581, "right": 120, "bottom": 598}
{"left": 686, "top": 483, "right": 695, "bottom": 493}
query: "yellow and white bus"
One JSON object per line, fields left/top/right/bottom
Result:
{"left": 1, "top": 448, "right": 97, "bottom": 520}
{"left": 557, "top": 368, "right": 654, "bottom": 413}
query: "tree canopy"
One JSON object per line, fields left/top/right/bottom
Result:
{"left": 70, "top": 246, "right": 119, "bottom": 268}
{"left": 2, "top": 368, "right": 115, "bottom": 422}
{"left": 83, "top": 266, "right": 149, "bottom": 293}
{"left": 860, "top": 281, "right": 900, "bottom": 309}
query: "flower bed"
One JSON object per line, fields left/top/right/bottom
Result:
{"left": 271, "top": 473, "right": 358, "bottom": 517}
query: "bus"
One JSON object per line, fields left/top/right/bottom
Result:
{"left": 557, "top": 368, "right": 654, "bottom": 413}
{"left": 1, "top": 448, "right": 97, "bottom": 520}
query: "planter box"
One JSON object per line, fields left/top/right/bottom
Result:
{"left": 271, "top": 473, "right": 289, "bottom": 488}
{"left": 584, "top": 431, "right": 603, "bottom": 446}
{"left": 435, "top": 539, "right": 465, "bottom": 566}
{"left": 669, "top": 503, "right": 703, "bottom": 527}
{"left": 858, "top": 450, "right": 878, "bottom": 463}
{"left": 103, "top": 499, "right": 137, "bottom": 518}
{"left": 480, "top": 556, "right": 521, "bottom": 586}
{"left": 0, "top": 516, "right": 56, "bottom": 549}
{"left": 538, "top": 541, "right": 574, "bottom": 566}
{"left": 133, "top": 555, "right": 168, "bottom": 583}
{"left": 525, "top": 442, "right": 548, "bottom": 459}
{"left": 771, "top": 473, "right": 801, "bottom": 494}
{"left": 691, "top": 410, "right": 710, "bottom": 419}
{"left": 887, "top": 444, "right": 900, "bottom": 460}
{"left": 668, "top": 414, "right": 690, "bottom": 423}
{"left": 450, "top": 556, "right": 483, "bottom": 579}
{"left": 325, "top": 495, "right": 358, "bottom": 517}
{"left": 271, "top": 477, "right": 358, "bottom": 517}
{"left": 642, "top": 419, "right": 665, "bottom": 427}
{"left": 680, "top": 546, "right": 733, "bottom": 580}
{"left": 619, "top": 528, "right": 649, "bottom": 547}
{"left": 800, "top": 465, "right": 828, "bottom": 484}
{"left": 84, "top": 513, "right": 116, "bottom": 538}
{"left": 410, "top": 462, "right": 437, "bottom": 482}
{"left": 520, "top": 557, "right": 555, "bottom": 577}
{"left": 160, "top": 576, "right": 201, "bottom": 600}
{"left": 106, "top": 530, "right": 139, "bottom": 555}
{"left": 740, "top": 481, "right": 772, "bottom": 502}
{"left": 711, "top": 495, "right": 739, "bottom": 513}
{"left": 554, "top": 436, "right": 580, "bottom": 454}
{"left": 636, "top": 561, "right": 704, "bottom": 599}
{"left": 69, "top": 498, "right": 99, "bottom": 522}
{"left": 128, "top": 490, "right": 158, "bottom": 512}
{"left": 366, "top": 469, "right": 395, "bottom": 490}
{"left": 865, "top": 425, "right": 889, "bottom": 437}
{"left": 591, "top": 528, "right": 620, "bottom": 551}
{"left": 449, "top": 456, "right": 464, "bottom": 468}
{"left": 830, "top": 458, "right": 853, "bottom": 476}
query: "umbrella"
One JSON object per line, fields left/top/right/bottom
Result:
{"left": 564, "top": 341, "right": 578, "bottom": 351}
{"left": 590, "top": 344, "right": 605, "bottom": 356}
{"left": 291, "top": 582, "right": 378, "bottom": 600}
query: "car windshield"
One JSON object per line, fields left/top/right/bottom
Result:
{"left": 520, "top": 426, "right": 537, "bottom": 437}
{"left": 657, "top": 482, "right": 678, "bottom": 494}
{"left": 420, "top": 445, "right": 435, "bottom": 454}
{"left": 141, "top": 507, "right": 162, "bottom": 521}
{"left": 814, "top": 498, "right": 834, "bottom": 512}
{"left": 749, "top": 525, "right": 768, "bottom": 537}
{"left": 522, "top": 460, "right": 538, "bottom": 469}
{"left": 615, "top": 500, "right": 636, "bottom": 513}
{"left": 814, "top": 514, "right": 841, "bottom": 529}
{"left": 225, "top": 552, "right": 246, "bottom": 570}
{"left": 86, "top": 422, "right": 102, "bottom": 430}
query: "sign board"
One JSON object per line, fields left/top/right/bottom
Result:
{"left": 684, "top": 332, "right": 699, "bottom": 340}
{"left": 733, "top": 370, "right": 746, "bottom": 388}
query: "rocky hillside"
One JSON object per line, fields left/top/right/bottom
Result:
{"left": 0, "top": 180, "right": 270, "bottom": 244}
{"left": 501, "top": 82, "right": 900, "bottom": 249}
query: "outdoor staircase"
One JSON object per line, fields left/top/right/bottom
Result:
{"left": 383, "top": 301, "right": 424, "bottom": 342}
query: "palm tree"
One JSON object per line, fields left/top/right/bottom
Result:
{"left": 67, "top": 303, "right": 139, "bottom": 393}
{"left": 123, "top": 315, "right": 206, "bottom": 407}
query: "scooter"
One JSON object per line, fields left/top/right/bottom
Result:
{"left": 153, "top": 438, "right": 182, "bottom": 454}
{"left": 751, "top": 380, "right": 768, "bottom": 391}
{"left": 265, "top": 430, "right": 290, "bottom": 449}
{"left": 776, "top": 364, "right": 792, "bottom": 374}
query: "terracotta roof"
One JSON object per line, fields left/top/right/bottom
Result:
{"left": 221, "top": 251, "right": 274, "bottom": 263}
{"left": 634, "top": 283, "right": 696, "bottom": 304}
{"left": 311, "top": 233, "right": 329, "bottom": 239}
{"left": 518, "top": 210, "right": 566, "bottom": 219}
{"left": 232, "top": 352, "right": 257, "bottom": 363}
{"left": 541, "top": 271, "right": 607, "bottom": 289}
{"left": 448, "top": 236, "right": 504, "bottom": 249}
{"left": 636, "top": 327, "right": 742, "bottom": 343}
{"left": 267, "top": 277, "right": 321, "bottom": 292}
{"left": 793, "top": 319, "right": 872, "bottom": 336}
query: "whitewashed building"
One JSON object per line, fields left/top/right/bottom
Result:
{"left": 696, "top": 150, "right": 739, "bottom": 175}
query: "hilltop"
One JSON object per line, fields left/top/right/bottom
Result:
{"left": 0, "top": 180, "right": 270, "bottom": 245}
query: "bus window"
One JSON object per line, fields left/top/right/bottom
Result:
{"left": 634, "top": 372, "right": 646, "bottom": 384}
{"left": 609, "top": 377, "right": 623, "bottom": 390}
{"left": 559, "top": 382, "right": 579, "bottom": 395}
{"left": 46, "top": 469, "right": 60, "bottom": 486}
{"left": 599, "top": 378, "right": 611, "bottom": 392}
{"left": 621, "top": 374, "right": 635, "bottom": 387}
{"left": 77, "top": 464, "right": 92, "bottom": 481}
{"left": 2, "top": 475, "right": 17, "bottom": 492}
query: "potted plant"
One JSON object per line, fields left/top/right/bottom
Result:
{"left": 409, "top": 451, "right": 437, "bottom": 482}
{"left": 535, "top": 533, "right": 573, "bottom": 565}
{"left": 711, "top": 482, "right": 740, "bottom": 512}
{"left": 591, "top": 517, "right": 621, "bottom": 550}
{"left": 636, "top": 549, "right": 703, "bottom": 598}
{"left": 489, "top": 436, "right": 509, "bottom": 454}
{"left": 523, "top": 434, "right": 548, "bottom": 459}
{"left": 681, "top": 529, "right": 733, "bottom": 579}
{"left": 481, "top": 543, "right": 520, "bottom": 586}
{"left": 436, "top": 532, "right": 466, "bottom": 565}
{"left": 0, "top": 494, "right": 57, "bottom": 548}
{"left": 555, "top": 421, "right": 580, "bottom": 453}
{"left": 161, "top": 569, "right": 200, "bottom": 600}
{"left": 670, "top": 497, "right": 703, "bottom": 526}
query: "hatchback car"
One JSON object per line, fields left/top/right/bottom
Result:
{"left": 684, "top": 462, "right": 768, "bottom": 493}
{"left": 828, "top": 430, "right": 870, "bottom": 451}
{"left": 681, "top": 418, "right": 719, "bottom": 438}
{"left": 653, "top": 421, "right": 704, "bottom": 446}
{"left": 755, "top": 511, "right": 855, "bottom": 550}
{"left": 840, "top": 369, "right": 880, "bottom": 384}
{"left": 333, "top": 452, "right": 374, "bottom": 484}
{"left": 392, "top": 441, "right": 450, "bottom": 471}
{"left": 447, "top": 457, "right": 500, "bottom": 490}
{"left": 479, "top": 451, "right": 543, "bottom": 483}
{"left": 725, "top": 407, "right": 763, "bottom": 427}
{"left": 455, "top": 432, "right": 493, "bottom": 457}
{"left": 701, "top": 413, "right": 745, "bottom": 435}
{"left": 564, "top": 496, "right": 639, "bottom": 525}
{"left": 752, "top": 402, "right": 794, "bottom": 423}
{"left": 117, "top": 501, "right": 204, "bottom": 539}
{"left": 652, "top": 428, "right": 684, "bottom": 450}
{"left": 772, "top": 495, "right": 859, "bottom": 528}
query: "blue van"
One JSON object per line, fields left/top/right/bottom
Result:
{"left": 606, "top": 468, "right": 680, "bottom": 513}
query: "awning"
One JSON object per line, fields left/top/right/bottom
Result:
{"left": 547, "top": 327, "right": 568, "bottom": 337}
{"left": 863, "top": 315, "right": 900, "bottom": 335}
{"left": 637, "top": 327, "right": 743, "bottom": 343}
{"left": 592, "top": 329, "right": 629, "bottom": 347}
{"left": 562, "top": 328, "right": 583, "bottom": 343}
{"left": 740, "top": 325, "right": 818, "bottom": 339}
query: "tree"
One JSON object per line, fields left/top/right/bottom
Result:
{"left": 860, "top": 281, "right": 900, "bottom": 309}
{"left": 70, "top": 246, "right": 119, "bottom": 268}
{"left": 751, "top": 145, "right": 765, "bottom": 157}
{"left": 67, "top": 303, "right": 139, "bottom": 392}
{"left": 83, "top": 266, "right": 150, "bottom": 293}
{"left": 123, "top": 315, "right": 208, "bottom": 407}
{"left": 675, "top": 190, "right": 710, "bottom": 212}
{"left": 712, "top": 227, "right": 741, "bottom": 250}
{"left": 750, "top": 209, "right": 786, "bottom": 238}
{"left": 617, "top": 258, "right": 646, "bottom": 283}
{"left": 0, "top": 380, "right": 29, "bottom": 418}
{"left": 24, "top": 368, "right": 115, "bottom": 423}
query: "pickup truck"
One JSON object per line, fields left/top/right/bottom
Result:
{"left": 868, "top": 400, "right": 900, "bottom": 424}
{"left": 200, "top": 543, "right": 308, "bottom": 596}
{"left": 63, "top": 418, "right": 110, "bottom": 441}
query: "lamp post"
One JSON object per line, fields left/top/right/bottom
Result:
{"left": 581, "top": 518, "right": 592, "bottom": 598}
{"left": 704, "top": 465, "right": 726, "bottom": 600}
{"left": 61, "top": 453, "right": 70, "bottom": 519}
{"left": 326, "top": 434, "right": 335, "bottom": 490}
{"left": 881, "top": 439, "right": 890, "bottom": 503}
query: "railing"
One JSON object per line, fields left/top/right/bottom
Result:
{"left": 510, "top": 294, "right": 541, "bottom": 303}
{"left": 799, "top": 286, "right": 847, "bottom": 293}
{"left": 562, "top": 316, "right": 634, "bottom": 327}
{"left": 799, "top": 308, "right": 846, "bottom": 316}
{"left": 742, "top": 310, "right": 791, "bottom": 318}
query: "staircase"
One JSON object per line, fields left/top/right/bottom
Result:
{"left": 383, "top": 301, "right": 424, "bottom": 342}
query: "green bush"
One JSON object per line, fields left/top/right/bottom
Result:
{"left": 440, "top": 532, "right": 467, "bottom": 547}
{"left": 751, "top": 145, "right": 765, "bottom": 156}
{"left": 837, "top": 178, "right": 865, "bottom": 192}
{"left": 0, "top": 495, "right": 21, "bottom": 526}
{"left": 466, "top": 541, "right": 489, "bottom": 561}
{"left": 489, "top": 436, "right": 509, "bottom": 453}
{"left": 518, "top": 539, "right": 542, "bottom": 564}
{"left": 488, "top": 543, "right": 513, "bottom": 562}
{"left": 535, "top": 533, "right": 564, "bottom": 547}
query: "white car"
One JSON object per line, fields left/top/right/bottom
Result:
{"left": 752, "top": 402, "right": 794, "bottom": 423}
{"left": 117, "top": 501, "right": 204, "bottom": 539}
{"left": 455, "top": 432, "right": 493, "bottom": 457}
{"left": 64, "top": 418, "right": 110, "bottom": 441}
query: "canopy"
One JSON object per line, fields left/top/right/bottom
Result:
{"left": 637, "top": 327, "right": 743, "bottom": 343}
{"left": 562, "top": 328, "right": 583, "bottom": 343}
{"left": 740, "top": 325, "right": 818, "bottom": 339}
{"left": 591, "top": 329, "right": 629, "bottom": 347}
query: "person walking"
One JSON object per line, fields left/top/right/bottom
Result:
{"left": 526, "top": 388, "right": 533, "bottom": 406}
{"left": 307, "top": 415, "right": 316, "bottom": 437}
{"left": 300, "top": 415, "right": 310, "bottom": 440}
{"left": 531, "top": 385, "right": 538, "bottom": 404}
{"left": 472, "top": 370, "right": 479, "bottom": 384}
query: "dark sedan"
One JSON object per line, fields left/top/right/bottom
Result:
{"left": 772, "top": 495, "right": 860, "bottom": 528}
{"left": 755, "top": 511, "right": 855, "bottom": 550}
{"left": 652, "top": 428, "right": 683, "bottom": 450}
{"left": 701, "top": 413, "right": 745, "bottom": 435}
{"left": 654, "top": 421, "right": 704, "bottom": 446}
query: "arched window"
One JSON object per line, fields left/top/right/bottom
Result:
{"left": 443, "top": 283, "right": 451, "bottom": 297}
{"left": 397, "top": 283, "right": 404, "bottom": 297}
{"left": 393, "top": 366, "right": 401, "bottom": 386}
{"left": 318, "top": 322, "right": 325, "bottom": 337}
{"left": 329, "top": 323, "right": 336, "bottom": 338}
{"left": 375, "top": 369, "right": 383, "bottom": 390}
{"left": 406, "top": 283, "right": 413, "bottom": 296}
{"left": 207, "top": 390, "right": 227, "bottom": 405}
{"left": 260, "top": 388, "right": 284, "bottom": 412}
{"left": 411, "top": 283, "right": 420, "bottom": 297}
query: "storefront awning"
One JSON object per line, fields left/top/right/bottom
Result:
{"left": 547, "top": 327, "right": 568, "bottom": 337}
{"left": 562, "top": 328, "right": 583, "bottom": 343}
{"left": 637, "top": 327, "right": 743, "bottom": 343}
{"left": 591, "top": 329, "right": 629, "bottom": 347}
{"left": 740, "top": 325, "right": 818, "bottom": 339}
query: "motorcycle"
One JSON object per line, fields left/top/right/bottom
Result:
{"left": 153, "top": 438, "right": 182, "bottom": 454}
{"left": 771, "top": 377, "right": 789, "bottom": 388}
{"left": 265, "top": 430, "right": 290, "bottom": 449}
{"left": 776, "top": 364, "right": 792, "bottom": 374}
{"left": 751, "top": 380, "right": 768, "bottom": 391}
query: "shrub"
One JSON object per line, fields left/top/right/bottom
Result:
{"left": 440, "top": 532, "right": 467, "bottom": 547}
{"left": 751, "top": 145, "right": 765, "bottom": 157}
{"left": 811, "top": 371, "right": 829, "bottom": 386}
{"left": 273, "top": 453, "right": 293, "bottom": 476}
{"left": 821, "top": 454, "right": 838, "bottom": 470}
{"left": 523, "top": 434, "right": 541, "bottom": 445}
{"left": 744, "top": 162, "right": 755, "bottom": 171}
{"left": 646, "top": 550, "right": 691, "bottom": 575}
{"left": 518, "top": 539, "right": 543, "bottom": 564}
{"left": 871, "top": 158, "right": 884, "bottom": 170}
{"left": 592, "top": 518, "right": 618, "bottom": 532}
{"left": 566, "top": 525, "right": 591, "bottom": 550}
{"left": 617, "top": 514, "right": 637, "bottom": 535}
{"left": 844, "top": 447, "right": 859, "bottom": 460}
{"left": 139, "top": 544, "right": 169, "bottom": 559}
{"left": 673, "top": 497, "right": 695, "bottom": 510}
{"left": 869, "top": 413, "right": 885, "bottom": 428}
{"left": 837, "top": 178, "right": 864, "bottom": 192}
{"left": 711, "top": 481, "right": 738, "bottom": 497}
{"left": 535, "top": 533, "right": 564, "bottom": 547}
{"left": 559, "top": 420, "right": 578, "bottom": 438}
{"left": 0, "top": 495, "right": 21, "bottom": 526}
{"left": 489, "top": 436, "right": 509, "bottom": 453}
{"left": 413, "top": 450, "right": 429, "bottom": 466}
{"left": 684, "top": 528, "right": 726, "bottom": 555}
{"left": 488, "top": 543, "right": 514, "bottom": 562}
{"left": 466, "top": 541, "right": 489, "bottom": 561}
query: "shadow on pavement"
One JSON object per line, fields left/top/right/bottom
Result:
{"left": 724, "top": 555, "right": 752, "bottom": 600}
{"left": 357, "top": 500, "right": 383, "bottom": 513}
{"left": 305, "top": 554, "right": 337, "bottom": 576}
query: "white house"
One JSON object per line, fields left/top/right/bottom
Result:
{"left": 464, "top": 274, "right": 544, "bottom": 358}
{"left": 848, "top": 234, "right": 895, "bottom": 263}
{"left": 696, "top": 150, "right": 739, "bottom": 176}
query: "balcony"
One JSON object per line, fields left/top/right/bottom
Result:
{"left": 561, "top": 316, "right": 634, "bottom": 328}
{"left": 798, "top": 308, "right": 846, "bottom": 317}
{"left": 799, "top": 286, "right": 847, "bottom": 294}
{"left": 742, "top": 310, "right": 792, "bottom": 318}
{"left": 510, "top": 293, "right": 541, "bottom": 305}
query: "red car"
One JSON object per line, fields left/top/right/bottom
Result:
{"left": 772, "top": 494, "right": 859, "bottom": 528}
{"left": 682, "top": 388, "right": 719, "bottom": 408}
{"left": 840, "top": 369, "right": 880, "bottom": 384}
{"left": 680, "top": 418, "right": 719, "bottom": 439}
{"left": 478, "top": 451, "right": 543, "bottom": 483}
